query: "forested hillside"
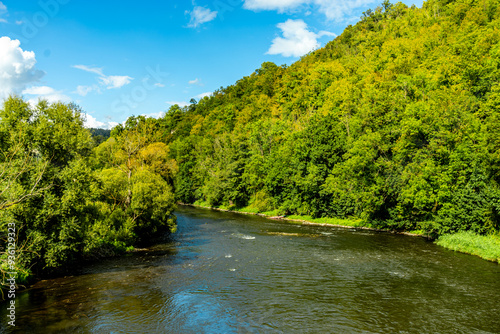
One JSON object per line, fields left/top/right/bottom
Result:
{"left": 89, "top": 128, "right": 112, "bottom": 146}
{"left": 160, "top": 0, "right": 500, "bottom": 236}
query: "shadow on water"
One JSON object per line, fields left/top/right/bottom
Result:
{"left": 1, "top": 206, "right": 500, "bottom": 333}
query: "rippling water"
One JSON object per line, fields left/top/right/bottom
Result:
{"left": 1, "top": 206, "right": 500, "bottom": 333}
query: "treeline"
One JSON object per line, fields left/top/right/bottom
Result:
{"left": 160, "top": 0, "right": 500, "bottom": 236}
{"left": 89, "top": 128, "right": 112, "bottom": 146}
{"left": 0, "top": 99, "right": 176, "bottom": 282}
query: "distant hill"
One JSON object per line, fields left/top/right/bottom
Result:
{"left": 89, "top": 128, "right": 111, "bottom": 145}
{"left": 89, "top": 128, "right": 111, "bottom": 138}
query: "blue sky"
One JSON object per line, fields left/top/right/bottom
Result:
{"left": 0, "top": 0, "right": 423, "bottom": 128}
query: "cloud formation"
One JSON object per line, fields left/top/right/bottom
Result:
{"left": 142, "top": 111, "right": 166, "bottom": 119}
{"left": 73, "top": 64, "right": 133, "bottom": 90}
{"left": 166, "top": 101, "right": 189, "bottom": 108}
{"left": 22, "top": 85, "right": 71, "bottom": 105}
{"left": 267, "top": 19, "right": 335, "bottom": 57}
{"left": 0, "top": 1, "right": 7, "bottom": 23}
{"left": 187, "top": 6, "right": 218, "bottom": 28}
{"left": 83, "top": 114, "right": 105, "bottom": 128}
{"left": 83, "top": 113, "right": 118, "bottom": 129}
{"left": 73, "top": 64, "right": 103, "bottom": 76}
{"left": 75, "top": 85, "right": 98, "bottom": 97}
{"left": 189, "top": 78, "right": 204, "bottom": 86}
{"left": 244, "top": 0, "right": 376, "bottom": 21}
{"left": 99, "top": 75, "right": 133, "bottom": 89}
{"left": 195, "top": 92, "right": 212, "bottom": 99}
{"left": 0, "top": 36, "right": 44, "bottom": 99}
{"left": 244, "top": 0, "right": 307, "bottom": 12}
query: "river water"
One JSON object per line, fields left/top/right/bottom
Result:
{"left": 1, "top": 206, "right": 500, "bottom": 333}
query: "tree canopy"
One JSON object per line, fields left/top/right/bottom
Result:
{"left": 0, "top": 99, "right": 176, "bottom": 282}
{"left": 157, "top": 0, "right": 500, "bottom": 236}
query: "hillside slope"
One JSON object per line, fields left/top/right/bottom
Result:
{"left": 145, "top": 0, "right": 500, "bottom": 236}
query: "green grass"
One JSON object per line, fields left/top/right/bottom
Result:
{"left": 183, "top": 202, "right": 369, "bottom": 228}
{"left": 407, "top": 230, "right": 427, "bottom": 236}
{"left": 189, "top": 202, "right": 363, "bottom": 228}
{"left": 192, "top": 200, "right": 213, "bottom": 208}
{"left": 436, "top": 231, "right": 500, "bottom": 263}
{"left": 190, "top": 201, "right": 261, "bottom": 214}
{"left": 233, "top": 206, "right": 260, "bottom": 214}
{"left": 285, "top": 215, "right": 367, "bottom": 228}
{"left": 260, "top": 209, "right": 281, "bottom": 216}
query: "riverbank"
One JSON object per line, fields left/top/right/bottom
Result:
{"left": 179, "top": 202, "right": 500, "bottom": 264}
{"left": 178, "top": 202, "right": 428, "bottom": 238}
{"left": 436, "top": 232, "right": 500, "bottom": 263}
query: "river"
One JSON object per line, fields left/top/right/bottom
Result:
{"left": 1, "top": 206, "right": 500, "bottom": 333}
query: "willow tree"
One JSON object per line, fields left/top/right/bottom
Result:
{"left": 94, "top": 116, "right": 177, "bottom": 241}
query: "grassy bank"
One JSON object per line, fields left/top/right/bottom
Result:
{"left": 183, "top": 201, "right": 425, "bottom": 236}
{"left": 436, "top": 232, "right": 500, "bottom": 263}
{"left": 188, "top": 201, "right": 366, "bottom": 227}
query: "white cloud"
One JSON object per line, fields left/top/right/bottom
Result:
{"left": 244, "top": 0, "right": 308, "bottom": 12}
{"left": 267, "top": 19, "right": 335, "bottom": 57}
{"left": 83, "top": 114, "right": 105, "bottom": 128}
{"left": 141, "top": 77, "right": 165, "bottom": 88}
{"left": 142, "top": 111, "right": 166, "bottom": 119}
{"left": 22, "top": 85, "right": 71, "bottom": 105}
{"left": 83, "top": 114, "right": 118, "bottom": 129}
{"left": 73, "top": 65, "right": 133, "bottom": 90}
{"left": 195, "top": 92, "right": 212, "bottom": 99}
{"left": 166, "top": 101, "right": 189, "bottom": 108}
{"left": 189, "top": 78, "right": 204, "bottom": 86}
{"left": 15, "top": 20, "right": 23, "bottom": 25}
{"left": 107, "top": 121, "right": 119, "bottom": 128}
{"left": 75, "top": 85, "right": 98, "bottom": 96}
{"left": 99, "top": 75, "right": 133, "bottom": 89}
{"left": 0, "top": 37, "right": 44, "bottom": 99}
{"left": 73, "top": 64, "right": 104, "bottom": 76}
{"left": 244, "top": 0, "right": 377, "bottom": 21}
{"left": 187, "top": 6, "right": 218, "bottom": 28}
{"left": 315, "top": 0, "right": 376, "bottom": 21}
{"left": 0, "top": 1, "right": 7, "bottom": 23}
{"left": 23, "top": 86, "right": 56, "bottom": 95}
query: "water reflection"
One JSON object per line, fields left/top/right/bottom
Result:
{"left": 1, "top": 206, "right": 500, "bottom": 333}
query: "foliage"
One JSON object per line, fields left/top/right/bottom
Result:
{"left": 155, "top": 0, "right": 500, "bottom": 239}
{"left": 0, "top": 98, "right": 176, "bottom": 287}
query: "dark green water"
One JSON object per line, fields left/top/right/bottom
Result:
{"left": 1, "top": 206, "right": 500, "bottom": 333}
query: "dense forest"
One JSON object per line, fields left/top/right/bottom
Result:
{"left": 165, "top": 0, "right": 500, "bottom": 235}
{"left": 2, "top": 0, "right": 500, "bottom": 283}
